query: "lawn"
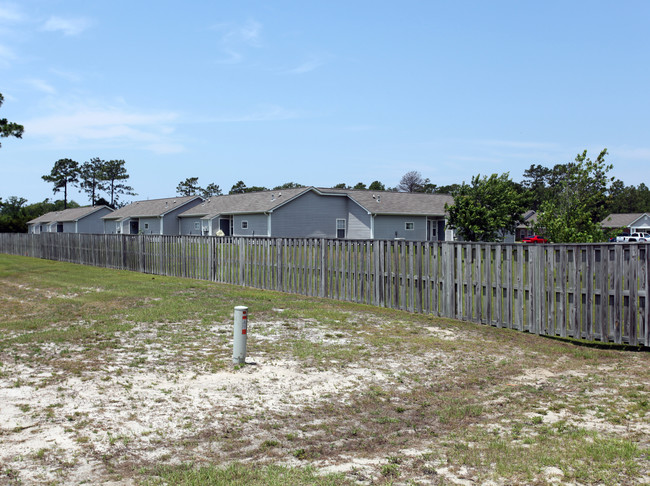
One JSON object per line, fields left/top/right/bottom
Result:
{"left": 0, "top": 253, "right": 648, "bottom": 485}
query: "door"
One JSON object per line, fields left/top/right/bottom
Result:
{"left": 129, "top": 220, "right": 139, "bottom": 234}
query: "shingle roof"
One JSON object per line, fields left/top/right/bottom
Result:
{"left": 179, "top": 187, "right": 316, "bottom": 218}
{"left": 178, "top": 187, "right": 454, "bottom": 219}
{"left": 601, "top": 213, "right": 649, "bottom": 228}
{"left": 27, "top": 206, "right": 112, "bottom": 225}
{"left": 102, "top": 196, "right": 202, "bottom": 220}
{"left": 318, "top": 188, "right": 453, "bottom": 216}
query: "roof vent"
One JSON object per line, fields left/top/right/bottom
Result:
{"left": 271, "top": 194, "right": 275, "bottom": 201}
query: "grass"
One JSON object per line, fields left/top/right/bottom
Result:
{"left": 0, "top": 253, "right": 649, "bottom": 485}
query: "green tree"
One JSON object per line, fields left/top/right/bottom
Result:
{"left": 202, "top": 183, "right": 222, "bottom": 197}
{"left": 368, "top": 180, "right": 385, "bottom": 191}
{"left": 42, "top": 158, "right": 80, "bottom": 209}
{"left": 79, "top": 158, "right": 107, "bottom": 206}
{"left": 0, "top": 93, "right": 24, "bottom": 147}
{"left": 446, "top": 173, "right": 527, "bottom": 242}
{"left": 102, "top": 160, "right": 135, "bottom": 207}
{"left": 333, "top": 183, "right": 350, "bottom": 189}
{"left": 533, "top": 149, "right": 614, "bottom": 243}
{"left": 229, "top": 181, "right": 247, "bottom": 194}
{"left": 176, "top": 177, "right": 201, "bottom": 196}
{"left": 245, "top": 185, "right": 269, "bottom": 193}
{"left": 0, "top": 197, "right": 79, "bottom": 232}
{"left": 353, "top": 182, "right": 367, "bottom": 190}
{"left": 272, "top": 182, "right": 304, "bottom": 190}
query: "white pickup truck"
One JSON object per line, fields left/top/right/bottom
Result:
{"left": 612, "top": 232, "right": 650, "bottom": 242}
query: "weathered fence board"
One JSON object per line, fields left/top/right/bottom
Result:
{"left": 1, "top": 233, "right": 648, "bottom": 346}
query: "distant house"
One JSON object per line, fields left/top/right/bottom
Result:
{"left": 102, "top": 196, "right": 203, "bottom": 235}
{"left": 178, "top": 187, "right": 454, "bottom": 241}
{"left": 27, "top": 206, "right": 113, "bottom": 234}
{"left": 515, "top": 210, "right": 538, "bottom": 241}
{"left": 601, "top": 213, "right": 650, "bottom": 235}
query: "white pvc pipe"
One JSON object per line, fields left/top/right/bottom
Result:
{"left": 232, "top": 306, "right": 248, "bottom": 365}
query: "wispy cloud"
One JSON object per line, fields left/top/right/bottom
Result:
{"left": 26, "top": 78, "right": 56, "bottom": 94}
{"left": 211, "top": 19, "right": 262, "bottom": 64}
{"left": 42, "top": 15, "right": 91, "bottom": 36}
{"left": 285, "top": 58, "right": 325, "bottom": 75}
{"left": 207, "top": 104, "right": 301, "bottom": 123}
{"left": 0, "top": 3, "right": 22, "bottom": 23}
{"left": 0, "top": 43, "right": 16, "bottom": 66}
{"left": 26, "top": 100, "right": 183, "bottom": 154}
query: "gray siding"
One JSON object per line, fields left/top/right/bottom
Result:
{"left": 633, "top": 214, "right": 650, "bottom": 231}
{"left": 347, "top": 201, "right": 371, "bottom": 239}
{"left": 161, "top": 200, "right": 203, "bottom": 235}
{"left": 271, "top": 191, "right": 351, "bottom": 238}
{"left": 233, "top": 214, "right": 269, "bottom": 237}
{"left": 374, "top": 215, "right": 427, "bottom": 241}
{"left": 77, "top": 208, "right": 112, "bottom": 234}
{"left": 180, "top": 217, "right": 205, "bottom": 235}
{"left": 140, "top": 218, "right": 161, "bottom": 235}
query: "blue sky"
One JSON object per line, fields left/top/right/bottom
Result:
{"left": 1, "top": 1, "right": 649, "bottom": 205}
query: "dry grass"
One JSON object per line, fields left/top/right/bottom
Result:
{"left": 0, "top": 254, "right": 648, "bottom": 485}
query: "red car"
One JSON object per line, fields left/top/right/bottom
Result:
{"left": 522, "top": 235, "right": 548, "bottom": 244}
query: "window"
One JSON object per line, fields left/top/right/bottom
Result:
{"left": 405, "top": 222, "right": 414, "bottom": 231}
{"left": 144, "top": 223, "right": 150, "bottom": 230}
{"left": 241, "top": 220, "right": 248, "bottom": 229}
{"left": 194, "top": 222, "right": 200, "bottom": 231}
{"left": 336, "top": 219, "right": 346, "bottom": 239}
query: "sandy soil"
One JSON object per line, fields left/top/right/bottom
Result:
{"left": 1, "top": 315, "right": 648, "bottom": 485}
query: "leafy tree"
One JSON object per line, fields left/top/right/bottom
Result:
{"left": 202, "top": 183, "right": 222, "bottom": 197}
{"left": 398, "top": 171, "right": 424, "bottom": 192}
{"left": 446, "top": 173, "right": 527, "bottom": 242}
{"left": 333, "top": 183, "right": 350, "bottom": 189}
{"left": 245, "top": 185, "right": 268, "bottom": 193}
{"left": 368, "top": 180, "right": 385, "bottom": 191}
{"left": 230, "top": 181, "right": 247, "bottom": 194}
{"left": 0, "top": 197, "right": 79, "bottom": 232}
{"left": 42, "top": 158, "right": 80, "bottom": 209}
{"left": 102, "top": 159, "right": 135, "bottom": 207}
{"left": 353, "top": 182, "right": 367, "bottom": 190}
{"left": 177, "top": 177, "right": 201, "bottom": 196}
{"left": 521, "top": 162, "right": 577, "bottom": 210}
{"left": 0, "top": 93, "right": 24, "bottom": 147}
{"left": 272, "top": 182, "right": 304, "bottom": 190}
{"left": 606, "top": 181, "right": 650, "bottom": 213}
{"left": 533, "top": 149, "right": 614, "bottom": 243}
{"left": 79, "top": 158, "right": 107, "bottom": 206}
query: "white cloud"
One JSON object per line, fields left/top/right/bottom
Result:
{"left": 26, "top": 78, "right": 56, "bottom": 94}
{"left": 26, "top": 101, "right": 183, "bottom": 154}
{"left": 0, "top": 3, "right": 23, "bottom": 23}
{"left": 208, "top": 104, "right": 300, "bottom": 123}
{"left": 42, "top": 16, "right": 91, "bottom": 36}
{"left": 211, "top": 19, "right": 262, "bottom": 63}
{"left": 0, "top": 43, "right": 15, "bottom": 66}
{"left": 285, "top": 58, "right": 325, "bottom": 75}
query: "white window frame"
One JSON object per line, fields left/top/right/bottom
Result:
{"left": 241, "top": 220, "right": 248, "bottom": 229}
{"left": 144, "top": 223, "right": 150, "bottom": 230}
{"left": 194, "top": 222, "right": 200, "bottom": 231}
{"left": 336, "top": 219, "right": 346, "bottom": 239}
{"left": 405, "top": 222, "right": 414, "bottom": 231}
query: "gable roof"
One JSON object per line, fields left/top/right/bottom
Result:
{"left": 27, "top": 206, "right": 113, "bottom": 225}
{"left": 601, "top": 213, "right": 650, "bottom": 228}
{"left": 178, "top": 187, "right": 454, "bottom": 219}
{"left": 318, "top": 188, "right": 453, "bottom": 216}
{"left": 179, "top": 187, "right": 317, "bottom": 219}
{"left": 102, "top": 196, "right": 203, "bottom": 220}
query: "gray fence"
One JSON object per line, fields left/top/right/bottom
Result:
{"left": 1, "top": 233, "right": 648, "bottom": 346}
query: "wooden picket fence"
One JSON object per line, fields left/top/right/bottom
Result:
{"left": 1, "top": 233, "right": 648, "bottom": 346}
